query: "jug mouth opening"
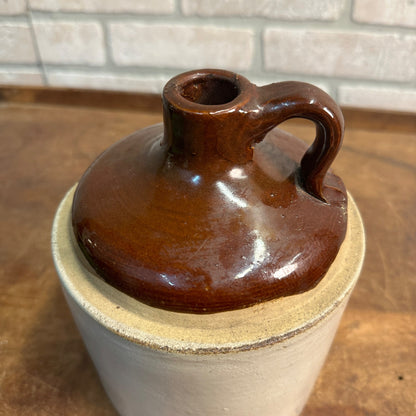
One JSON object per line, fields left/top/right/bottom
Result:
{"left": 179, "top": 74, "right": 240, "bottom": 106}
{"left": 163, "top": 69, "right": 252, "bottom": 111}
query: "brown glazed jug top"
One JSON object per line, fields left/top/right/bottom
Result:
{"left": 72, "top": 69, "right": 348, "bottom": 314}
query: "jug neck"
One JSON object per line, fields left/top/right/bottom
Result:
{"left": 162, "top": 69, "right": 256, "bottom": 165}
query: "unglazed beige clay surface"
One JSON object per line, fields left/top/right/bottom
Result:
{"left": 63, "top": 287, "right": 350, "bottom": 416}
{"left": 51, "top": 186, "right": 364, "bottom": 416}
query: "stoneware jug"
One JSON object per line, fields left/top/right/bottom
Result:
{"left": 52, "top": 69, "right": 365, "bottom": 416}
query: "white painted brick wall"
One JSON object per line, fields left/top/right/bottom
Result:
{"left": 264, "top": 29, "right": 416, "bottom": 82}
{"left": 338, "top": 85, "right": 416, "bottom": 113}
{"left": 353, "top": 0, "right": 416, "bottom": 29}
{"left": 109, "top": 23, "right": 254, "bottom": 70}
{"left": 0, "top": 0, "right": 415, "bottom": 114}
{"left": 182, "top": 0, "right": 346, "bottom": 21}
{"left": 0, "top": 23, "right": 37, "bottom": 63}
{"left": 29, "top": 0, "right": 174, "bottom": 14}
{"left": 33, "top": 20, "right": 105, "bottom": 65}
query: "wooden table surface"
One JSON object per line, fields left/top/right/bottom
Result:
{"left": 1, "top": 87, "right": 415, "bottom": 415}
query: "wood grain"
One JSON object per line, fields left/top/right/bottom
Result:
{"left": 0, "top": 87, "right": 415, "bottom": 415}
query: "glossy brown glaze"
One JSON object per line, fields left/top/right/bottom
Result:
{"left": 72, "top": 69, "right": 348, "bottom": 313}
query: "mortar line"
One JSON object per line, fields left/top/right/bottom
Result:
{"left": 26, "top": 0, "right": 48, "bottom": 85}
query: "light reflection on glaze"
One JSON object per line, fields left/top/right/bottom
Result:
{"left": 273, "top": 253, "right": 301, "bottom": 280}
{"left": 160, "top": 273, "right": 175, "bottom": 287}
{"left": 216, "top": 181, "right": 248, "bottom": 209}
{"left": 229, "top": 167, "right": 247, "bottom": 179}
{"left": 235, "top": 230, "right": 269, "bottom": 280}
{"left": 323, "top": 106, "right": 335, "bottom": 118}
{"left": 191, "top": 174, "right": 201, "bottom": 185}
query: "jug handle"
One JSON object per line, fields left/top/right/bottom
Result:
{"left": 252, "top": 81, "right": 344, "bottom": 202}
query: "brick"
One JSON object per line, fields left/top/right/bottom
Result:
{"left": 29, "top": 0, "right": 174, "bottom": 14}
{"left": 0, "top": 23, "right": 37, "bottom": 64}
{"left": 32, "top": 20, "right": 105, "bottom": 65}
{"left": 338, "top": 85, "right": 416, "bottom": 114}
{"left": 353, "top": 0, "right": 416, "bottom": 29}
{"left": 264, "top": 29, "right": 416, "bottom": 82}
{"left": 46, "top": 71, "right": 168, "bottom": 93}
{"left": 109, "top": 23, "right": 254, "bottom": 70}
{"left": 181, "top": 0, "right": 346, "bottom": 20}
{"left": 252, "top": 77, "right": 330, "bottom": 95}
{"left": 0, "top": 0, "right": 26, "bottom": 14}
{"left": 0, "top": 68, "right": 43, "bottom": 86}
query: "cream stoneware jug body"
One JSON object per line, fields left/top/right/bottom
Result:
{"left": 52, "top": 69, "right": 365, "bottom": 416}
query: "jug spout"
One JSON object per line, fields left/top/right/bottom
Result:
{"left": 162, "top": 68, "right": 256, "bottom": 164}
